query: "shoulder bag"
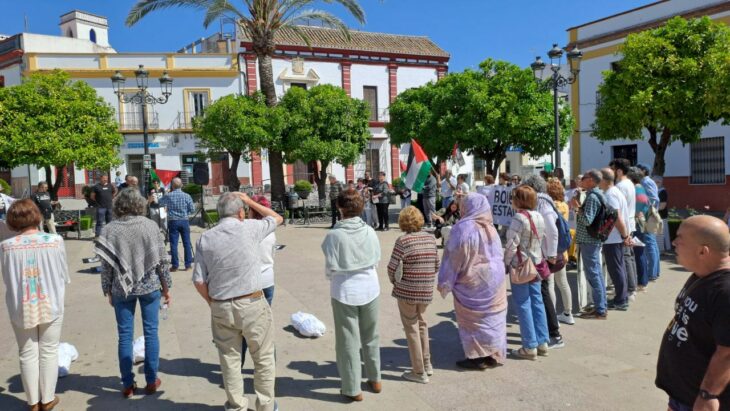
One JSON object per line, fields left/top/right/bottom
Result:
{"left": 509, "top": 212, "right": 539, "bottom": 284}
{"left": 521, "top": 211, "right": 552, "bottom": 280}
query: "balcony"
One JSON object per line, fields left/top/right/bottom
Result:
{"left": 119, "top": 111, "right": 159, "bottom": 131}
{"left": 369, "top": 108, "right": 390, "bottom": 127}
{"left": 171, "top": 111, "right": 204, "bottom": 130}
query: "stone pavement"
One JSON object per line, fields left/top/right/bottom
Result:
{"left": 0, "top": 221, "right": 686, "bottom": 411}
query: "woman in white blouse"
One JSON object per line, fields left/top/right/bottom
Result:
{"left": 1, "top": 199, "right": 68, "bottom": 411}
{"left": 321, "top": 189, "right": 382, "bottom": 402}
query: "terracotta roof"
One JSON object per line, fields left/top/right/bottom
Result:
{"left": 239, "top": 25, "right": 449, "bottom": 59}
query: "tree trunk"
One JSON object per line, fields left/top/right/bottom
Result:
{"left": 486, "top": 154, "right": 506, "bottom": 177}
{"left": 44, "top": 165, "right": 61, "bottom": 201}
{"left": 647, "top": 126, "right": 671, "bottom": 177}
{"left": 228, "top": 152, "right": 242, "bottom": 192}
{"left": 256, "top": 52, "right": 286, "bottom": 203}
{"left": 313, "top": 160, "right": 329, "bottom": 202}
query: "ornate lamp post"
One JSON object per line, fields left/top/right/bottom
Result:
{"left": 531, "top": 44, "right": 582, "bottom": 172}
{"left": 111, "top": 65, "right": 173, "bottom": 195}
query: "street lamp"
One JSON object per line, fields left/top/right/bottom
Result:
{"left": 111, "top": 64, "right": 173, "bottom": 196}
{"left": 531, "top": 43, "right": 582, "bottom": 173}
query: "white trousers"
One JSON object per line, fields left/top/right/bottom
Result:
{"left": 12, "top": 316, "right": 63, "bottom": 405}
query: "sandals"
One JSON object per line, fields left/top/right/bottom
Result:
{"left": 512, "top": 347, "right": 537, "bottom": 360}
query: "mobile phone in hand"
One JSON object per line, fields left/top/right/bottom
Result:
{"left": 275, "top": 245, "right": 286, "bottom": 250}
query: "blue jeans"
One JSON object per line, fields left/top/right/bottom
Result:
{"left": 168, "top": 219, "right": 192, "bottom": 269}
{"left": 95, "top": 207, "right": 113, "bottom": 237}
{"left": 113, "top": 290, "right": 161, "bottom": 387}
{"left": 511, "top": 281, "right": 549, "bottom": 349}
{"left": 640, "top": 231, "right": 660, "bottom": 280}
{"left": 242, "top": 286, "right": 274, "bottom": 362}
{"left": 580, "top": 243, "right": 607, "bottom": 314}
{"left": 442, "top": 196, "right": 453, "bottom": 209}
{"left": 634, "top": 230, "right": 648, "bottom": 286}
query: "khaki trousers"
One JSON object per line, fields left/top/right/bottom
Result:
{"left": 43, "top": 214, "right": 56, "bottom": 235}
{"left": 12, "top": 316, "right": 63, "bottom": 406}
{"left": 211, "top": 296, "right": 275, "bottom": 411}
{"left": 397, "top": 299, "right": 431, "bottom": 375}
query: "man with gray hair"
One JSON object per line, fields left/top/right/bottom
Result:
{"left": 159, "top": 177, "right": 195, "bottom": 271}
{"left": 328, "top": 175, "right": 343, "bottom": 228}
{"left": 192, "top": 192, "right": 283, "bottom": 411}
{"left": 570, "top": 169, "right": 608, "bottom": 319}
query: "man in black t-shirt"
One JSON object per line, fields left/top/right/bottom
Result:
{"left": 91, "top": 174, "right": 117, "bottom": 237}
{"left": 656, "top": 215, "right": 730, "bottom": 411}
{"left": 31, "top": 181, "right": 58, "bottom": 234}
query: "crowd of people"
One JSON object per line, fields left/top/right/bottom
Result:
{"left": 0, "top": 159, "right": 727, "bottom": 411}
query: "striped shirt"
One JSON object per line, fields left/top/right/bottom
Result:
{"left": 387, "top": 231, "right": 439, "bottom": 304}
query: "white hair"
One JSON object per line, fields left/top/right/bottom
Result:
{"left": 217, "top": 192, "right": 244, "bottom": 218}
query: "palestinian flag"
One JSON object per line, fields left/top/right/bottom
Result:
{"left": 401, "top": 139, "right": 432, "bottom": 193}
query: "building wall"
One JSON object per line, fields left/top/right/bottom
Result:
{"left": 572, "top": 0, "right": 730, "bottom": 211}
{"left": 0, "top": 65, "right": 22, "bottom": 85}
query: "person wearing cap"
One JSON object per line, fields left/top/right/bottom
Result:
{"left": 192, "top": 192, "right": 283, "bottom": 411}
{"left": 0, "top": 183, "right": 16, "bottom": 220}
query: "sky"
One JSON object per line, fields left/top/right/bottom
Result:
{"left": 0, "top": 0, "right": 652, "bottom": 71}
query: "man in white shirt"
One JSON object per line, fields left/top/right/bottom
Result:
{"left": 440, "top": 171, "right": 457, "bottom": 208}
{"left": 599, "top": 168, "right": 633, "bottom": 311}
{"left": 456, "top": 174, "right": 470, "bottom": 195}
{"left": 476, "top": 174, "right": 496, "bottom": 204}
{"left": 610, "top": 158, "right": 638, "bottom": 300}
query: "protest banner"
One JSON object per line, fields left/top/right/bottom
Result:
{"left": 491, "top": 186, "right": 515, "bottom": 226}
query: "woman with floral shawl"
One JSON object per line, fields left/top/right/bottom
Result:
{"left": 437, "top": 193, "right": 507, "bottom": 369}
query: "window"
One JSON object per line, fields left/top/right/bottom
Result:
{"left": 505, "top": 160, "right": 511, "bottom": 174}
{"left": 473, "top": 158, "right": 486, "bottom": 181}
{"left": 121, "top": 92, "right": 144, "bottom": 130}
{"left": 67, "top": 29, "right": 74, "bottom": 38}
{"left": 89, "top": 29, "right": 97, "bottom": 44}
{"left": 363, "top": 86, "right": 378, "bottom": 121}
{"left": 184, "top": 90, "right": 211, "bottom": 128}
{"left": 365, "top": 148, "right": 380, "bottom": 176}
{"left": 612, "top": 144, "right": 638, "bottom": 165}
{"left": 690, "top": 137, "right": 725, "bottom": 184}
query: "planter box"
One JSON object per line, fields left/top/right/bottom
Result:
{"left": 204, "top": 210, "right": 219, "bottom": 224}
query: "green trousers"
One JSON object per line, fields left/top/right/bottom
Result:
{"left": 331, "top": 297, "right": 381, "bottom": 396}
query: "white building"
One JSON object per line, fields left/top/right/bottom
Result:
{"left": 0, "top": 10, "right": 450, "bottom": 198}
{"left": 235, "top": 25, "right": 449, "bottom": 187}
{"left": 567, "top": 0, "right": 730, "bottom": 211}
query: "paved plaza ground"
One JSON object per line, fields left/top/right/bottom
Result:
{"left": 0, "top": 218, "right": 686, "bottom": 410}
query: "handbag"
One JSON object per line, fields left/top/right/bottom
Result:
{"left": 547, "top": 253, "right": 566, "bottom": 273}
{"left": 520, "top": 211, "right": 551, "bottom": 280}
{"left": 509, "top": 246, "right": 538, "bottom": 285}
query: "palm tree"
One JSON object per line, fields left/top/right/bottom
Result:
{"left": 126, "top": 0, "right": 366, "bottom": 203}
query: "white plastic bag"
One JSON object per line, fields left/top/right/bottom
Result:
{"left": 57, "top": 342, "right": 79, "bottom": 377}
{"left": 133, "top": 336, "right": 145, "bottom": 363}
{"left": 290, "top": 312, "right": 326, "bottom": 338}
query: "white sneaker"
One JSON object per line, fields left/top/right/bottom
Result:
{"left": 628, "top": 292, "right": 637, "bottom": 302}
{"left": 557, "top": 312, "right": 575, "bottom": 325}
{"left": 402, "top": 371, "right": 429, "bottom": 384}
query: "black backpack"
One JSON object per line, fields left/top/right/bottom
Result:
{"left": 583, "top": 191, "right": 618, "bottom": 242}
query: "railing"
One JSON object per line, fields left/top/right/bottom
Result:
{"left": 171, "top": 111, "right": 204, "bottom": 130}
{"left": 119, "top": 111, "right": 159, "bottom": 130}
{"left": 369, "top": 108, "right": 390, "bottom": 123}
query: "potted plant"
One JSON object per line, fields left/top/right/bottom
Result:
{"left": 294, "top": 180, "right": 313, "bottom": 200}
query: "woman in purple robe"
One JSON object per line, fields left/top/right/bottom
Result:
{"left": 437, "top": 193, "right": 507, "bottom": 370}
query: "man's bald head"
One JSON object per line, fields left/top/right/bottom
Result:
{"left": 681, "top": 215, "right": 730, "bottom": 254}
{"left": 674, "top": 215, "right": 730, "bottom": 276}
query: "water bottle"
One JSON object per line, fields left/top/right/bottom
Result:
{"left": 160, "top": 303, "right": 168, "bottom": 320}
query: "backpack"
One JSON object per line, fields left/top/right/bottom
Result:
{"left": 583, "top": 191, "right": 618, "bottom": 242}
{"left": 547, "top": 201, "right": 572, "bottom": 254}
{"left": 645, "top": 206, "right": 664, "bottom": 235}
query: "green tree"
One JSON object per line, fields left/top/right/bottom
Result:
{"left": 0, "top": 70, "right": 123, "bottom": 200}
{"left": 280, "top": 84, "right": 370, "bottom": 201}
{"left": 388, "top": 59, "right": 572, "bottom": 176}
{"left": 126, "top": 0, "right": 366, "bottom": 203}
{"left": 193, "top": 92, "right": 279, "bottom": 191}
{"left": 593, "top": 16, "right": 730, "bottom": 176}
